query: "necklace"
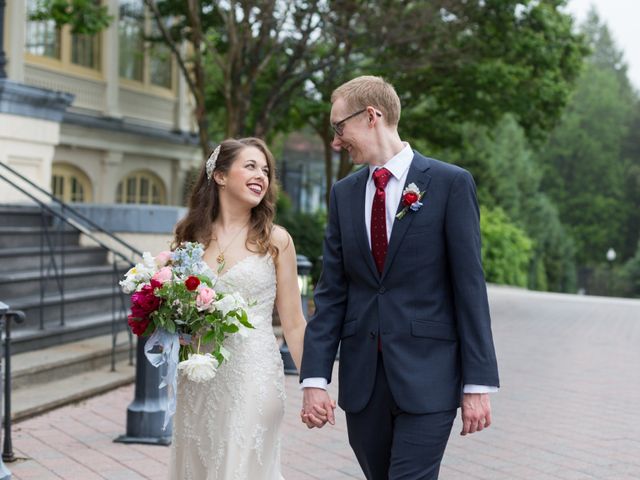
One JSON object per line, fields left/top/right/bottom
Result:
{"left": 212, "top": 222, "right": 249, "bottom": 265}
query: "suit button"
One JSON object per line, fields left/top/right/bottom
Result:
{"left": 379, "top": 286, "right": 386, "bottom": 294}
{"left": 369, "top": 331, "right": 376, "bottom": 339}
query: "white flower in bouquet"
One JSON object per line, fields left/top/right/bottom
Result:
{"left": 120, "top": 254, "right": 158, "bottom": 293}
{"left": 213, "top": 292, "right": 246, "bottom": 316}
{"left": 178, "top": 353, "right": 219, "bottom": 383}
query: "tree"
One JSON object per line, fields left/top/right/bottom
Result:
{"left": 480, "top": 206, "right": 533, "bottom": 287}
{"left": 539, "top": 10, "right": 635, "bottom": 267}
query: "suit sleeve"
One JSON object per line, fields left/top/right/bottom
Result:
{"left": 444, "top": 170, "right": 500, "bottom": 387}
{"left": 300, "top": 186, "right": 348, "bottom": 384}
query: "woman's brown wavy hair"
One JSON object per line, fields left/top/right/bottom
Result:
{"left": 173, "top": 138, "right": 279, "bottom": 260}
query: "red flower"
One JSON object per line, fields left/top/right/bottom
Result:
{"left": 185, "top": 275, "right": 200, "bottom": 291}
{"left": 128, "top": 315, "right": 151, "bottom": 336}
{"left": 130, "top": 279, "right": 162, "bottom": 320}
{"left": 402, "top": 191, "right": 419, "bottom": 206}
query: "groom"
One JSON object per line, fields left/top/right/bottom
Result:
{"left": 300, "top": 76, "right": 499, "bottom": 479}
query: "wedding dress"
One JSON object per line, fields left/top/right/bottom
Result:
{"left": 168, "top": 254, "right": 286, "bottom": 480}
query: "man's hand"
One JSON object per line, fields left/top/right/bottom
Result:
{"left": 460, "top": 393, "right": 492, "bottom": 436}
{"left": 301, "top": 388, "right": 336, "bottom": 429}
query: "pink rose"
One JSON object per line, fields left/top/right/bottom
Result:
{"left": 152, "top": 266, "right": 172, "bottom": 284}
{"left": 196, "top": 286, "right": 216, "bottom": 311}
{"left": 155, "top": 251, "right": 173, "bottom": 267}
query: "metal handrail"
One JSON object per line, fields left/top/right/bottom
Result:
{"left": 0, "top": 169, "right": 141, "bottom": 264}
{"left": 0, "top": 164, "right": 137, "bottom": 371}
{"left": 0, "top": 162, "right": 142, "bottom": 261}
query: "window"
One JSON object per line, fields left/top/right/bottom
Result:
{"left": 25, "top": 0, "right": 61, "bottom": 59}
{"left": 51, "top": 164, "right": 93, "bottom": 203}
{"left": 116, "top": 171, "right": 166, "bottom": 205}
{"left": 118, "top": 0, "right": 174, "bottom": 90}
{"left": 25, "top": 0, "right": 102, "bottom": 72}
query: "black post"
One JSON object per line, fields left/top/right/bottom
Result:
{"left": 114, "top": 336, "right": 171, "bottom": 445}
{"left": 0, "top": 302, "right": 13, "bottom": 479}
{"left": 0, "top": 0, "right": 7, "bottom": 79}
{"left": 280, "top": 255, "right": 312, "bottom": 375}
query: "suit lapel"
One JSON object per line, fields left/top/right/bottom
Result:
{"left": 350, "top": 168, "right": 379, "bottom": 279}
{"left": 381, "top": 153, "right": 432, "bottom": 281}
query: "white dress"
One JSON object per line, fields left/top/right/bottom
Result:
{"left": 168, "top": 254, "right": 286, "bottom": 480}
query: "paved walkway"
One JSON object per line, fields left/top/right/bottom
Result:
{"left": 8, "top": 286, "right": 640, "bottom": 479}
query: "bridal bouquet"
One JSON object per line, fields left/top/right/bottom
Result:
{"left": 120, "top": 242, "right": 253, "bottom": 428}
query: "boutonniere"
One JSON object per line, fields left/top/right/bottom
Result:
{"left": 396, "top": 183, "right": 425, "bottom": 220}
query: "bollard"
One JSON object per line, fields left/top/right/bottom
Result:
{"left": 0, "top": 302, "right": 12, "bottom": 480}
{"left": 114, "top": 336, "right": 171, "bottom": 445}
{"left": 280, "top": 255, "right": 313, "bottom": 375}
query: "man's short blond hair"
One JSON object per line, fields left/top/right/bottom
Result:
{"left": 331, "top": 75, "right": 401, "bottom": 127}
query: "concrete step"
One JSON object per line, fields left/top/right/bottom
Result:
{"left": 0, "top": 245, "right": 108, "bottom": 273}
{"left": 10, "top": 333, "right": 135, "bottom": 422}
{"left": 0, "top": 264, "right": 129, "bottom": 299}
{"left": 0, "top": 226, "right": 79, "bottom": 248}
{"left": 10, "top": 286, "right": 130, "bottom": 329}
{"left": 0, "top": 205, "right": 52, "bottom": 228}
{"left": 10, "top": 310, "right": 130, "bottom": 354}
{"left": 12, "top": 360, "right": 135, "bottom": 422}
{"left": 12, "top": 333, "right": 133, "bottom": 390}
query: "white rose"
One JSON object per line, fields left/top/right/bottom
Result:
{"left": 178, "top": 353, "right": 219, "bottom": 383}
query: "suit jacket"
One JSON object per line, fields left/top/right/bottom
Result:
{"left": 300, "top": 151, "right": 500, "bottom": 414}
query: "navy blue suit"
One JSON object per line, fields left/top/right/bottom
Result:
{"left": 301, "top": 152, "right": 499, "bottom": 479}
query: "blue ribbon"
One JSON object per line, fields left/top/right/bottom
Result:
{"left": 144, "top": 328, "right": 180, "bottom": 430}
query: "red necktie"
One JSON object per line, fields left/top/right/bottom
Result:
{"left": 371, "top": 168, "right": 392, "bottom": 275}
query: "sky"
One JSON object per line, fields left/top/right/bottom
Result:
{"left": 564, "top": 0, "right": 640, "bottom": 89}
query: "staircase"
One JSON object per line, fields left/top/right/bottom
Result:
{"left": 0, "top": 205, "right": 130, "bottom": 354}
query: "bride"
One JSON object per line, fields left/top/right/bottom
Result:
{"left": 168, "top": 137, "right": 307, "bottom": 479}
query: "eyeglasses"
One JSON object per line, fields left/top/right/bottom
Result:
{"left": 331, "top": 108, "right": 382, "bottom": 136}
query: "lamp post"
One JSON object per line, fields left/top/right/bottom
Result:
{"left": 0, "top": 303, "right": 13, "bottom": 480}
{"left": 280, "top": 255, "right": 312, "bottom": 375}
{"left": 606, "top": 247, "right": 616, "bottom": 296}
{"left": 0, "top": 0, "right": 7, "bottom": 79}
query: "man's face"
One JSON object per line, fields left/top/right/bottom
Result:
{"left": 330, "top": 97, "right": 371, "bottom": 165}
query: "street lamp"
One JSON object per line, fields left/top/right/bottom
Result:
{"left": 606, "top": 247, "right": 616, "bottom": 296}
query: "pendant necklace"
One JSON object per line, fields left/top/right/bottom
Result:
{"left": 213, "top": 222, "right": 249, "bottom": 265}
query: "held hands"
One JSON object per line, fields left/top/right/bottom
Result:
{"left": 460, "top": 393, "right": 492, "bottom": 436}
{"left": 301, "top": 388, "right": 336, "bottom": 429}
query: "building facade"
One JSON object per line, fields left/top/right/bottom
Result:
{"left": 1, "top": 0, "right": 200, "bottom": 207}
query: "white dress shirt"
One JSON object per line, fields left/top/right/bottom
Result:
{"left": 303, "top": 143, "right": 497, "bottom": 394}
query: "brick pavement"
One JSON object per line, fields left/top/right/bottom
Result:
{"left": 8, "top": 286, "right": 640, "bottom": 479}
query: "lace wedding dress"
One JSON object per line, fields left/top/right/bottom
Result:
{"left": 168, "top": 254, "right": 286, "bottom": 480}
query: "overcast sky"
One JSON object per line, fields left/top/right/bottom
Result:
{"left": 564, "top": 0, "right": 640, "bottom": 89}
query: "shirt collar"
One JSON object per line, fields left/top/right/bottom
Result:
{"left": 368, "top": 142, "right": 413, "bottom": 182}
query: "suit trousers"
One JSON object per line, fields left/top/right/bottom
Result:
{"left": 346, "top": 354, "right": 456, "bottom": 480}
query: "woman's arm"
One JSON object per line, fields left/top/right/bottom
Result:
{"left": 273, "top": 226, "right": 307, "bottom": 372}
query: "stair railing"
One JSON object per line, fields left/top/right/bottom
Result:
{"left": 0, "top": 162, "right": 140, "bottom": 369}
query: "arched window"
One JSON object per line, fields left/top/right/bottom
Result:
{"left": 116, "top": 171, "right": 166, "bottom": 205}
{"left": 51, "top": 163, "right": 93, "bottom": 203}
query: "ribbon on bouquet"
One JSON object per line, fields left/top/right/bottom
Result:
{"left": 144, "top": 328, "right": 180, "bottom": 430}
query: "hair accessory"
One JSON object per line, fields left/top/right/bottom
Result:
{"left": 206, "top": 145, "right": 221, "bottom": 181}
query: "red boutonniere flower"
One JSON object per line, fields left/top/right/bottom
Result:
{"left": 396, "top": 183, "right": 425, "bottom": 220}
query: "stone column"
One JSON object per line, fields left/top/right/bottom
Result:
{"left": 99, "top": 151, "right": 124, "bottom": 204}
{"left": 4, "top": 0, "right": 25, "bottom": 82}
{"left": 103, "top": 0, "right": 121, "bottom": 118}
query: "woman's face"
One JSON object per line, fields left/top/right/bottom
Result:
{"left": 219, "top": 146, "right": 270, "bottom": 208}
